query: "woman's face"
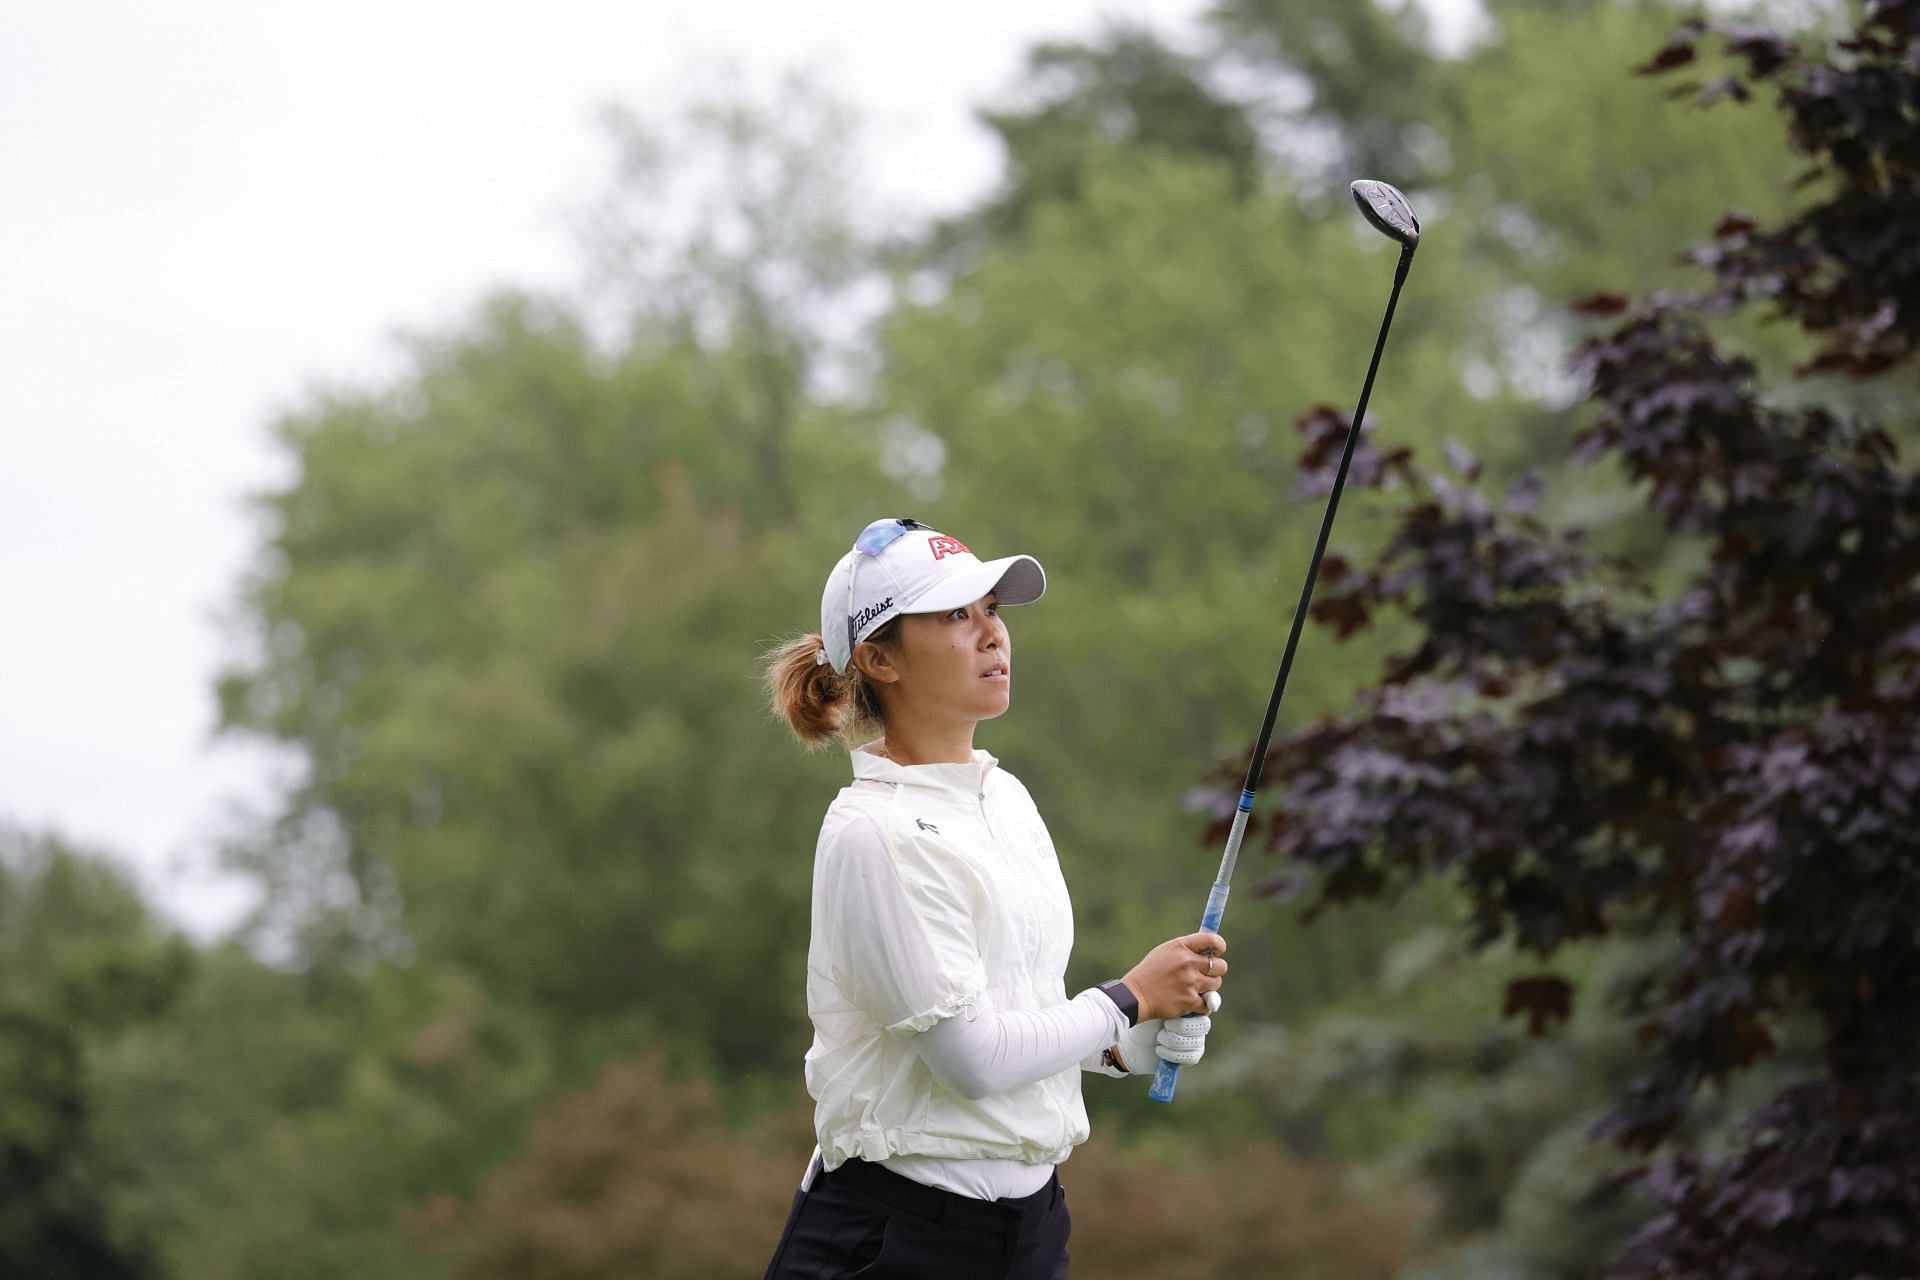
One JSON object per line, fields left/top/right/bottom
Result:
{"left": 869, "top": 594, "right": 1012, "bottom": 726}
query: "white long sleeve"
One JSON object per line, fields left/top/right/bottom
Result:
{"left": 909, "top": 987, "right": 1130, "bottom": 1100}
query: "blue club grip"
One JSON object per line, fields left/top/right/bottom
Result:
{"left": 1147, "top": 882, "right": 1230, "bottom": 1103}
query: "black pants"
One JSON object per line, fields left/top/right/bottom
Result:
{"left": 763, "top": 1156, "right": 1071, "bottom": 1280}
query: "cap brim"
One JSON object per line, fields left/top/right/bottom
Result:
{"left": 907, "top": 554, "right": 1047, "bottom": 614}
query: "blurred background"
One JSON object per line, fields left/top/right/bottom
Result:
{"left": 4, "top": 0, "right": 1906, "bottom": 1276}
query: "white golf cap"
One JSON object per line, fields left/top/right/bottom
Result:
{"left": 819, "top": 518, "right": 1046, "bottom": 674}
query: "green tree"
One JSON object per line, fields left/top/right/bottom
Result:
{"left": 933, "top": 27, "right": 1262, "bottom": 260}
{"left": 872, "top": 144, "right": 1512, "bottom": 1029}
{"left": 198, "top": 87, "right": 915, "bottom": 1277}
{"left": 0, "top": 827, "right": 192, "bottom": 1280}
{"left": 1212, "top": 0, "right": 1444, "bottom": 183}
{"left": 418, "top": 1052, "right": 1417, "bottom": 1280}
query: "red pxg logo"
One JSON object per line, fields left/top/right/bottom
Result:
{"left": 927, "top": 536, "right": 971, "bottom": 561}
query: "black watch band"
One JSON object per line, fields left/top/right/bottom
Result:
{"left": 1097, "top": 980, "right": 1141, "bottom": 1027}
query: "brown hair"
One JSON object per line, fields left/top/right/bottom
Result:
{"left": 764, "top": 618, "right": 902, "bottom": 750}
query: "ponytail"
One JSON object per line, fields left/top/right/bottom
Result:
{"left": 764, "top": 622, "right": 899, "bottom": 750}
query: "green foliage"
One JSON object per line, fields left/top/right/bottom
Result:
{"left": 1213, "top": 0, "right": 1445, "bottom": 182}
{"left": 218, "top": 287, "right": 883, "bottom": 1062}
{"left": 1442, "top": 1, "right": 1797, "bottom": 300}
{"left": 187, "top": 89, "right": 909, "bottom": 1278}
{"left": 875, "top": 146, "right": 1517, "bottom": 1006}
{"left": 420, "top": 1052, "right": 1418, "bottom": 1280}
{"left": 937, "top": 28, "right": 1263, "bottom": 257}
{"left": 0, "top": 828, "right": 191, "bottom": 1279}
{"left": 0, "top": 1008, "right": 151, "bottom": 1280}
{"left": 118, "top": 963, "right": 573, "bottom": 1280}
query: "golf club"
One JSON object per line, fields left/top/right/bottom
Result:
{"left": 1150, "top": 179, "right": 1421, "bottom": 1104}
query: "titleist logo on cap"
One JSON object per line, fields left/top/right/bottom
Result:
{"left": 852, "top": 597, "right": 895, "bottom": 632}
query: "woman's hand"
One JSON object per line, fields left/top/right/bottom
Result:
{"left": 1120, "top": 931, "right": 1226, "bottom": 1023}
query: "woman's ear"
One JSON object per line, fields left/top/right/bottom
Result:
{"left": 854, "top": 641, "right": 901, "bottom": 685}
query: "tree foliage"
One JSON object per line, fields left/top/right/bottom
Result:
{"left": 1192, "top": 3, "right": 1920, "bottom": 1273}
{"left": 414, "top": 1052, "right": 1417, "bottom": 1280}
{"left": 1211, "top": 0, "right": 1443, "bottom": 184}
{"left": 932, "top": 27, "right": 1262, "bottom": 260}
{"left": 0, "top": 828, "right": 191, "bottom": 1280}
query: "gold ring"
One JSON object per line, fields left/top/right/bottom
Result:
{"left": 1205, "top": 956, "right": 1215, "bottom": 976}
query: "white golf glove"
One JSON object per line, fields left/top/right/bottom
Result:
{"left": 1110, "top": 990, "right": 1221, "bottom": 1075}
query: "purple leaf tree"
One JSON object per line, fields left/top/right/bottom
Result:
{"left": 1196, "top": 4, "right": 1920, "bottom": 1273}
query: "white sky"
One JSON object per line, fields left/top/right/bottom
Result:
{"left": 1, "top": 0, "right": 1475, "bottom": 941}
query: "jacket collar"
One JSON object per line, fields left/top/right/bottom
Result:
{"left": 851, "top": 738, "right": 999, "bottom": 796}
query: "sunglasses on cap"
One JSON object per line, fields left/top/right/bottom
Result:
{"left": 846, "top": 518, "right": 934, "bottom": 658}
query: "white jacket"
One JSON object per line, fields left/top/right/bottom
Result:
{"left": 803, "top": 740, "right": 1101, "bottom": 1172}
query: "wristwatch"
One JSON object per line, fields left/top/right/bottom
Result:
{"left": 1096, "top": 979, "right": 1141, "bottom": 1027}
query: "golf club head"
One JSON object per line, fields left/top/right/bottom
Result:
{"left": 1351, "top": 179, "right": 1420, "bottom": 247}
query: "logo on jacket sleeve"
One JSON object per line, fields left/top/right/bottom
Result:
{"left": 915, "top": 818, "right": 940, "bottom": 833}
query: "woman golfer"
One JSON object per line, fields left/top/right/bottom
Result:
{"left": 761, "top": 517, "right": 1227, "bottom": 1280}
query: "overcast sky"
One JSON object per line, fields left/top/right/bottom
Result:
{"left": 2, "top": 0, "right": 1479, "bottom": 941}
